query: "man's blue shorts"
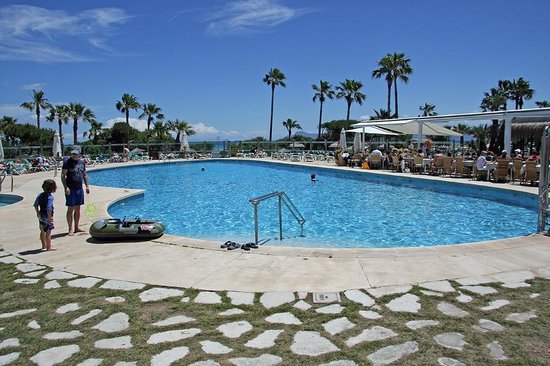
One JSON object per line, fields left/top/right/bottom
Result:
{"left": 66, "top": 187, "right": 84, "bottom": 207}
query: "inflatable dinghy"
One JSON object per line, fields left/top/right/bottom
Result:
{"left": 90, "top": 217, "right": 165, "bottom": 240}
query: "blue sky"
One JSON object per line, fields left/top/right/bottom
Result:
{"left": 1, "top": 0, "right": 549, "bottom": 142}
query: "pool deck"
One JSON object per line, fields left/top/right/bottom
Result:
{"left": 1, "top": 158, "right": 549, "bottom": 292}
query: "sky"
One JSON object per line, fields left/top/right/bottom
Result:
{"left": 1, "top": 0, "right": 549, "bottom": 143}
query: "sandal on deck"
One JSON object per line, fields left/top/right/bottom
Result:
{"left": 241, "top": 243, "right": 250, "bottom": 251}
{"left": 227, "top": 242, "right": 240, "bottom": 250}
{"left": 247, "top": 242, "right": 258, "bottom": 249}
{"left": 220, "top": 241, "right": 232, "bottom": 248}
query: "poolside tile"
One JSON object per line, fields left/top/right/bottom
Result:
{"left": 0, "top": 256, "right": 23, "bottom": 264}
{"left": 419, "top": 280, "right": 455, "bottom": 293}
{"left": 16, "top": 263, "right": 45, "bottom": 273}
{"left": 138, "top": 287, "right": 184, "bottom": 302}
{"left": 99, "top": 280, "right": 146, "bottom": 291}
{"left": 459, "top": 285, "right": 497, "bottom": 296}
{"left": 194, "top": 291, "right": 222, "bottom": 304}
{"left": 227, "top": 291, "right": 255, "bottom": 305}
{"left": 67, "top": 277, "right": 102, "bottom": 289}
{"left": 45, "top": 270, "right": 78, "bottom": 280}
{"left": 24, "top": 270, "right": 47, "bottom": 277}
{"left": 343, "top": 289, "right": 375, "bottom": 307}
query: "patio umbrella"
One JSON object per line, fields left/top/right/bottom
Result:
{"left": 353, "top": 131, "right": 362, "bottom": 152}
{"left": 328, "top": 142, "right": 339, "bottom": 148}
{"left": 0, "top": 134, "right": 4, "bottom": 162}
{"left": 180, "top": 130, "right": 190, "bottom": 152}
{"left": 339, "top": 128, "right": 347, "bottom": 150}
{"left": 52, "top": 131, "right": 62, "bottom": 177}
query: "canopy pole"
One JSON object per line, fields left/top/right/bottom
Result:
{"left": 418, "top": 122, "right": 424, "bottom": 149}
{"left": 504, "top": 116, "right": 512, "bottom": 154}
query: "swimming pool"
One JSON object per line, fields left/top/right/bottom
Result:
{"left": 89, "top": 160, "right": 538, "bottom": 249}
{"left": 0, "top": 194, "right": 23, "bottom": 208}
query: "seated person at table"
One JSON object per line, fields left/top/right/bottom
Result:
{"left": 514, "top": 148, "right": 523, "bottom": 160}
{"left": 476, "top": 151, "right": 488, "bottom": 173}
{"left": 499, "top": 150, "right": 508, "bottom": 159}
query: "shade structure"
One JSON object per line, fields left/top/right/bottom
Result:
{"left": 0, "top": 134, "right": 4, "bottom": 161}
{"left": 339, "top": 128, "right": 347, "bottom": 150}
{"left": 353, "top": 120, "right": 462, "bottom": 137}
{"left": 346, "top": 126, "right": 400, "bottom": 135}
{"left": 180, "top": 130, "right": 190, "bottom": 151}
{"left": 288, "top": 142, "right": 305, "bottom": 149}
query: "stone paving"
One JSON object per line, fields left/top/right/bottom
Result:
{"left": 0, "top": 250, "right": 549, "bottom": 365}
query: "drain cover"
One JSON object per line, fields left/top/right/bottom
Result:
{"left": 312, "top": 292, "right": 341, "bottom": 304}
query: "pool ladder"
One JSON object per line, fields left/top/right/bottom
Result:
{"left": 250, "top": 191, "right": 306, "bottom": 245}
{"left": 0, "top": 171, "right": 13, "bottom": 192}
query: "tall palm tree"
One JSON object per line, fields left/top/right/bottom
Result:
{"left": 452, "top": 123, "right": 471, "bottom": 147}
{"left": 497, "top": 79, "right": 512, "bottom": 110}
{"left": 139, "top": 103, "right": 164, "bottom": 152}
{"left": 0, "top": 116, "right": 17, "bottom": 134}
{"left": 83, "top": 120, "right": 104, "bottom": 144}
{"left": 480, "top": 88, "right": 507, "bottom": 151}
{"left": 536, "top": 100, "right": 550, "bottom": 108}
{"left": 68, "top": 103, "right": 95, "bottom": 145}
{"left": 282, "top": 119, "right": 302, "bottom": 140}
{"left": 115, "top": 94, "right": 141, "bottom": 147}
{"left": 167, "top": 119, "right": 195, "bottom": 143}
{"left": 312, "top": 80, "right": 335, "bottom": 140}
{"left": 371, "top": 108, "right": 392, "bottom": 120}
{"left": 419, "top": 103, "right": 437, "bottom": 117}
{"left": 47, "top": 104, "right": 70, "bottom": 150}
{"left": 335, "top": 79, "right": 366, "bottom": 128}
{"left": 470, "top": 125, "right": 489, "bottom": 152}
{"left": 20, "top": 90, "right": 52, "bottom": 129}
{"left": 263, "top": 68, "right": 286, "bottom": 142}
{"left": 372, "top": 55, "right": 393, "bottom": 114}
{"left": 152, "top": 122, "right": 169, "bottom": 143}
{"left": 508, "top": 77, "right": 534, "bottom": 109}
{"left": 388, "top": 53, "right": 413, "bottom": 118}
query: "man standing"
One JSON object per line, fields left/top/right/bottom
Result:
{"left": 61, "top": 146, "right": 90, "bottom": 235}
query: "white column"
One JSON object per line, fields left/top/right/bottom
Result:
{"left": 503, "top": 116, "right": 512, "bottom": 153}
{"left": 418, "top": 122, "right": 424, "bottom": 149}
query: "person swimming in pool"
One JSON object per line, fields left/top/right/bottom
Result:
{"left": 310, "top": 173, "right": 317, "bottom": 182}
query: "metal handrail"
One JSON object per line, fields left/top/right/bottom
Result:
{"left": 0, "top": 171, "right": 13, "bottom": 192}
{"left": 249, "top": 191, "right": 306, "bottom": 245}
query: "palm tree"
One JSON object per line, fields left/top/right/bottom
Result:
{"left": 508, "top": 77, "right": 534, "bottom": 109}
{"left": 372, "top": 55, "right": 393, "bottom": 114}
{"left": 83, "top": 120, "right": 104, "bottom": 144}
{"left": 470, "top": 125, "right": 489, "bottom": 152}
{"left": 167, "top": 119, "right": 195, "bottom": 143}
{"left": 115, "top": 94, "right": 141, "bottom": 147}
{"left": 47, "top": 104, "right": 70, "bottom": 150}
{"left": 68, "top": 103, "right": 95, "bottom": 145}
{"left": 0, "top": 116, "right": 17, "bottom": 134}
{"left": 480, "top": 88, "right": 507, "bottom": 151}
{"left": 152, "top": 122, "right": 169, "bottom": 142}
{"left": 139, "top": 103, "right": 164, "bottom": 152}
{"left": 536, "top": 100, "right": 550, "bottom": 108}
{"left": 335, "top": 79, "right": 366, "bottom": 128}
{"left": 452, "top": 123, "right": 471, "bottom": 147}
{"left": 263, "top": 68, "right": 286, "bottom": 142}
{"left": 388, "top": 53, "right": 413, "bottom": 118}
{"left": 371, "top": 109, "right": 392, "bottom": 120}
{"left": 419, "top": 103, "right": 437, "bottom": 117}
{"left": 312, "top": 80, "right": 335, "bottom": 140}
{"left": 282, "top": 119, "right": 302, "bottom": 140}
{"left": 20, "top": 90, "right": 52, "bottom": 129}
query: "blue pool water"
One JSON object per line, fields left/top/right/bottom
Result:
{"left": 89, "top": 161, "right": 538, "bottom": 248}
{"left": 0, "top": 194, "right": 23, "bottom": 207}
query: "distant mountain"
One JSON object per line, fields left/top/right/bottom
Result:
{"left": 294, "top": 131, "right": 317, "bottom": 139}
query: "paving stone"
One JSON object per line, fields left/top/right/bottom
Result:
{"left": 245, "top": 330, "right": 284, "bottom": 349}
{"left": 455, "top": 292, "right": 473, "bottom": 303}
{"left": 460, "top": 285, "right": 497, "bottom": 295}
{"left": 200, "top": 340, "right": 233, "bottom": 354}
{"left": 152, "top": 315, "right": 196, "bottom": 327}
{"left": 293, "top": 300, "right": 311, "bottom": 311}
{"left": 359, "top": 310, "right": 383, "bottom": 319}
{"left": 530, "top": 293, "right": 540, "bottom": 299}
{"left": 501, "top": 282, "right": 530, "bottom": 289}
{"left": 194, "top": 291, "right": 222, "bottom": 304}
{"left": 113, "top": 362, "right": 136, "bottom": 366}
{"left": 0, "top": 352, "right": 19, "bottom": 365}
{"left": 438, "top": 357, "right": 466, "bottom": 366}
{"left": 0, "top": 250, "right": 8, "bottom": 257}
{"left": 14, "top": 278, "right": 39, "bottom": 284}
{"left": 420, "top": 290, "right": 444, "bottom": 297}
{"left": 44, "top": 331, "right": 84, "bottom": 340}
{"left": 139, "top": 288, "right": 184, "bottom": 302}
{"left": 217, "top": 321, "right": 253, "bottom": 338}
{"left": 473, "top": 319, "right": 505, "bottom": 333}
{"left": 45, "top": 271, "right": 78, "bottom": 280}
{"left": 505, "top": 310, "right": 537, "bottom": 323}
{"left": 419, "top": 280, "right": 455, "bottom": 293}
{"left": 366, "top": 285, "right": 412, "bottom": 298}
{"left": 71, "top": 309, "right": 102, "bottom": 325}
{"left": 487, "top": 340, "right": 508, "bottom": 360}
{"left": 366, "top": 341, "right": 419, "bottom": 366}
{"left": 405, "top": 319, "right": 439, "bottom": 330}
{"left": 147, "top": 329, "right": 201, "bottom": 344}
{"left": 481, "top": 299, "right": 510, "bottom": 311}
{"left": 181, "top": 297, "right": 190, "bottom": 303}
{"left": 344, "top": 289, "right": 375, "bottom": 307}
{"left": 56, "top": 303, "right": 80, "bottom": 314}
{"left": 105, "top": 296, "right": 125, "bottom": 303}
{"left": 345, "top": 326, "right": 397, "bottom": 347}
{"left": 315, "top": 304, "right": 344, "bottom": 314}
{"left": 99, "top": 280, "right": 146, "bottom": 291}
{"left": 92, "top": 312, "right": 130, "bottom": 333}
{"left": 0, "top": 338, "right": 19, "bottom": 349}
{"left": 434, "top": 332, "right": 467, "bottom": 350}
{"left": 290, "top": 331, "right": 339, "bottom": 356}
{"left": 188, "top": 361, "right": 220, "bottom": 366}
{"left": 491, "top": 270, "right": 534, "bottom": 283}
{"left": 229, "top": 354, "right": 282, "bottom": 366}
{"left": 538, "top": 267, "right": 550, "bottom": 279}
{"left": 437, "top": 302, "right": 469, "bottom": 318}
{"left": 385, "top": 293, "right": 420, "bottom": 313}
{"left": 319, "top": 361, "right": 358, "bottom": 366}
{"left": 227, "top": 291, "right": 255, "bottom": 305}
{"left": 16, "top": 263, "right": 45, "bottom": 273}
{"left": 30, "top": 344, "right": 80, "bottom": 365}
{"left": 25, "top": 270, "right": 47, "bottom": 277}
{"left": 259, "top": 292, "right": 295, "bottom": 309}
{"left": 44, "top": 280, "right": 61, "bottom": 289}
{"left": 219, "top": 308, "right": 245, "bottom": 316}
{"left": 76, "top": 358, "right": 103, "bottom": 366}
{"left": 94, "top": 336, "right": 133, "bottom": 349}
{"left": 28, "top": 320, "right": 41, "bottom": 329}
{"left": 297, "top": 291, "right": 308, "bottom": 300}
{"left": 323, "top": 317, "right": 356, "bottom": 336}
{"left": 454, "top": 276, "right": 494, "bottom": 286}
{"left": 67, "top": 277, "right": 102, "bottom": 289}
{"left": 151, "top": 346, "right": 189, "bottom": 366}
{"left": 0, "top": 256, "right": 22, "bottom": 264}
{"left": 265, "top": 312, "right": 302, "bottom": 325}
{"left": 0, "top": 308, "right": 36, "bottom": 318}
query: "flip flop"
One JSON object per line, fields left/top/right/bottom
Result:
{"left": 220, "top": 240, "right": 231, "bottom": 248}
{"left": 247, "top": 242, "right": 258, "bottom": 249}
{"left": 227, "top": 242, "right": 240, "bottom": 250}
{"left": 241, "top": 243, "right": 250, "bottom": 251}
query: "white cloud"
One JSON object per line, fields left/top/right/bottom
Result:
{"left": 104, "top": 117, "right": 148, "bottom": 131}
{"left": 0, "top": 5, "right": 130, "bottom": 62}
{"left": 20, "top": 83, "right": 46, "bottom": 90}
{"left": 204, "top": 0, "right": 310, "bottom": 35}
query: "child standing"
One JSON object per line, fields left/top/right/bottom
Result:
{"left": 33, "top": 179, "right": 57, "bottom": 251}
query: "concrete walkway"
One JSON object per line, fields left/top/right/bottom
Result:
{"left": 1, "top": 158, "right": 549, "bottom": 292}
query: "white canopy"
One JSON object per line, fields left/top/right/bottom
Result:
{"left": 289, "top": 142, "right": 305, "bottom": 148}
{"left": 353, "top": 120, "right": 462, "bottom": 137}
{"left": 346, "top": 126, "right": 400, "bottom": 135}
